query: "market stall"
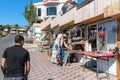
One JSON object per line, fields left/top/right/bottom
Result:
{"left": 65, "top": 50, "right": 118, "bottom": 79}
{"left": 62, "top": 19, "right": 118, "bottom": 76}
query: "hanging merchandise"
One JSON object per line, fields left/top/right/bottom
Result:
{"left": 98, "top": 27, "right": 108, "bottom": 51}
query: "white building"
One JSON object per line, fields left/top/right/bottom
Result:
{"left": 34, "top": 0, "right": 68, "bottom": 23}
{"left": 33, "top": 0, "right": 78, "bottom": 43}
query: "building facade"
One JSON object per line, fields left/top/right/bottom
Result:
{"left": 33, "top": 0, "right": 120, "bottom": 78}
{"left": 33, "top": 0, "right": 78, "bottom": 43}
{"left": 34, "top": 0, "right": 68, "bottom": 22}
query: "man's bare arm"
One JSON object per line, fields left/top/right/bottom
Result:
{"left": 1, "top": 58, "right": 6, "bottom": 75}
{"left": 25, "top": 61, "right": 30, "bottom": 79}
{"left": 57, "top": 38, "right": 61, "bottom": 47}
{"left": 64, "top": 42, "right": 72, "bottom": 50}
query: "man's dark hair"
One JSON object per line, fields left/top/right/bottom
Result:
{"left": 63, "top": 31, "right": 68, "bottom": 36}
{"left": 15, "top": 35, "right": 24, "bottom": 43}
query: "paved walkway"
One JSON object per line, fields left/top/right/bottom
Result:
{"left": 23, "top": 43, "right": 118, "bottom": 80}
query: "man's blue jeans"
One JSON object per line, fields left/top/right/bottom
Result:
{"left": 63, "top": 52, "right": 70, "bottom": 65}
{"left": 55, "top": 44, "right": 64, "bottom": 58}
{"left": 3, "top": 77, "right": 24, "bottom": 80}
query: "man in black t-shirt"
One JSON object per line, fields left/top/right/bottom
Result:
{"left": 1, "top": 35, "right": 30, "bottom": 80}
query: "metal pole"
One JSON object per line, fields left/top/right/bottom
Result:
{"left": 96, "top": 58, "right": 99, "bottom": 79}
{"left": 82, "top": 54, "right": 85, "bottom": 80}
{"left": 107, "top": 58, "right": 109, "bottom": 78}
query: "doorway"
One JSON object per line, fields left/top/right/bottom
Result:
{"left": 87, "top": 24, "right": 97, "bottom": 52}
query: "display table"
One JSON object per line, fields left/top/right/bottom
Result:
{"left": 64, "top": 50, "right": 77, "bottom": 65}
{"left": 77, "top": 51, "right": 118, "bottom": 79}
{"left": 65, "top": 50, "right": 118, "bottom": 79}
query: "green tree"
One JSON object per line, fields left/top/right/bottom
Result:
{"left": 0, "top": 24, "right": 12, "bottom": 33}
{"left": 14, "top": 24, "right": 19, "bottom": 29}
{"left": 23, "top": 1, "right": 36, "bottom": 32}
{"left": 4, "top": 24, "right": 12, "bottom": 33}
{"left": 0, "top": 25, "right": 4, "bottom": 31}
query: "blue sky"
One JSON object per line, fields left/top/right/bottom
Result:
{"left": 0, "top": 0, "right": 83, "bottom": 27}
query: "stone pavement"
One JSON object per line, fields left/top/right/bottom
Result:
{"left": 23, "top": 43, "right": 118, "bottom": 80}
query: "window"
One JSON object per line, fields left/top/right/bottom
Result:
{"left": 47, "top": 7, "right": 57, "bottom": 15}
{"left": 38, "top": 8, "right": 41, "bottom": 16}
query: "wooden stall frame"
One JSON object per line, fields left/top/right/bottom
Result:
{"left": 117, "top": 18, "right": 120, "bottom": 78}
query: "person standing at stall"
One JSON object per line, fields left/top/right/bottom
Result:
{"left": 1, "top": 35, "right": 30, "bottom": 80}
{"left": 51, "top": 33, "right": 72, "bottom": 66}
